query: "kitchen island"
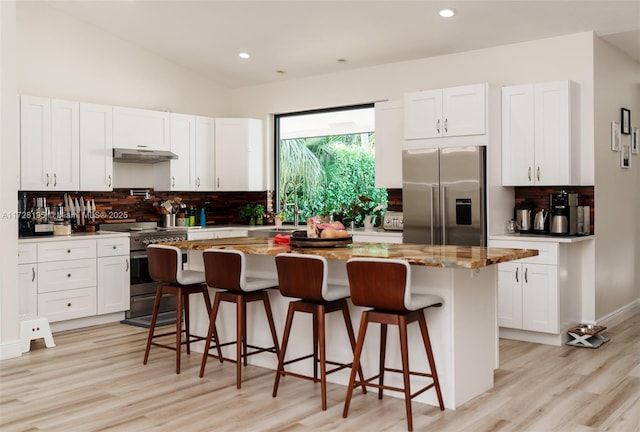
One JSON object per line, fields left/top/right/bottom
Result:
{"left": 164, "top": 237, "right": 537, "bottom": 410}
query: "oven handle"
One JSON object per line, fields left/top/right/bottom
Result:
{"left": 130, "top": 250, "right": 148, "bottom": 260}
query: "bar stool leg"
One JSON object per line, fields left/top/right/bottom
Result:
{"left": 183, "top": 290, "right": 191, "bottom": 355}
{"left": 144, "top": 287, "right": 164, "bottom": 365}
{"left": 199, "top": 293, "right": 223, "bottom": 378}
{"left": 175, "top": 289, "right": 183, "bottom": 374}
{"left": 340, "top": 301, "right": 367, "bottom": 395}
{"left": 318, "top": 305, "right": 328, "bottom": 410}
{"left": 343, "top": 311, "right": 369, "bottom": 419}
{"left": 312, "top": 308, "right": 319, "bottom": 382}
{"left": 379, "top": 323, "right": 388, "bottom": 400}
{"left": 418, "top": 311, "right": 444, "bottom": 410}
{"left": 261, "top": 292, "right": 280, "bottom": 356}
{"left": 273, "top": 302, "right": 295, "bottom": 397}
{"left": 398, "top": 315, "right": 413, "bottom": 431}
{"left": 236, "top": 296, "right": 245, "bottom": 388}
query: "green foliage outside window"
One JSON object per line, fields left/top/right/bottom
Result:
{"left": 279, "top": 133, "right": 387, "bottom": 227}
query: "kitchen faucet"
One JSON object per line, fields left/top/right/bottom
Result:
{"left": 282, "top": 180, "right": 301, "bottom": 227}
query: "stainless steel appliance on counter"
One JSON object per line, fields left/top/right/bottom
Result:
{"left": 402, "top": 146, "right": 486, "bottom": 246}
{"left": 550, "top": 191, "right": 579, "bottom": 236}
{"left": 382, "top": 211, "right": 404, "bottom": 231}
{"left": 99, "top": 221, "right": 188, "bottom": 319}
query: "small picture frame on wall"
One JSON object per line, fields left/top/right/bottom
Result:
{"left": 621, "top": 108, "right": 631, "bottom": 135}
{"left": 621, "top": 145, "right": 631, "bottom": 168}
{"left": 611, "top": 121, "right": 621, "bottom": 151}
{"left": 632, "top": 127, "right": 639, "bottom": 154}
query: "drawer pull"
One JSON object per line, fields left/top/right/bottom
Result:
{"left": 67, "top": 249, "right": 71, "bottom": 253}
{"left": 67, "top": 273, "right": 71, "bottom": 278}
{"left": 67, "top": 303, "right": 71, "bottom": 307}
{"left": 113, "top": 245, "right": 117, "bottom": 249}
{"left": 32, "top": 267, "right": 36, "bottom": 282}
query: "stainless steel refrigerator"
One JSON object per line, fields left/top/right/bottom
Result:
{"left": 402, "top": 146, "right": 486, "bottom": 246}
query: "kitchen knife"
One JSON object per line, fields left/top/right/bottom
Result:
{"left": 80, "top": 197, "right": 85, "bottom": 226}
{"left": 91, "top": 199, "right": 96, "bottom": 222}
{"left": 64, "top": 193, "right": 70, "bottom": 215}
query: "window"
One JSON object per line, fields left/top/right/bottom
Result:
{"left": 275, "top": 104, "right": 387, "bottom": 226}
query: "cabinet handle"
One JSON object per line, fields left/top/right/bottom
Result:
{"left": 171, "top": 176, "right": 175, "bottom": 188}
{"left": 196, "top": 177, "right": 200, "bottom": 188}
{"left": 524, "top": 267, "right": 528, "bottom": 283}
{"left": 515, "top": 267, "right": 519, "bottom": 283}
{"left": 126, "top": 259, "right": 129, "bottom": 272}
{"left": 108, "top": 175, "right": 112, "bottom": 187}
{"left": 113, "top": 245, "right": 117, "bottom": 249}
{"left": 536, "top": 167, "right": 540, "bottom": 181}
{"left": 67, "top": 303, "right": 72, "bottom": 307}
{"left": 436, "top": 119, "right": 440, "bottom": 134}
{"left": 46, "top": 173, "right": 50, "bottom": 187}
{"left": 67, "top": 273, "right": 71, "bottom": 278}
{"left": 217, "top": 177, "right": 220, "bottom": 188}
{"left": 32, "top": 267, "right": 36, "bottom": 282}
{"left": 444, "top": 118, "right": 448, "bottom": 133}
{"left": 528, "top": 167, "right": 532, "bottom": 182}
{"left": 53, "top": 173, "right": 57, "bottom": 187}
{"left": 67, "top": 249, "right": 71, "bottom": 253}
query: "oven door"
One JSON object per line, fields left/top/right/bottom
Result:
{"left": 127, "top": 249, "right": 186, "bottom": 318}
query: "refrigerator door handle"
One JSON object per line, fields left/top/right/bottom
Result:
{"left": 441, "top": 186, "right": 447, "bottom": 245}
{"left": 430, "top": 185, "right": 435, "bottom": 245}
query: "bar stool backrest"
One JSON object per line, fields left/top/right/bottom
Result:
{"left": 275, "top": 254, "right": 328, "bottom": 302}
{"left": 346, "top": 258, "right": 412, "bottom": 312}
{"left": 147, "top": 245, "right": 182, "bottom": 285}
{"left": 203, "top": 249, "right": 245, "bottom": 292}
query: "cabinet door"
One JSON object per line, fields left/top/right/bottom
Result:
{"left": 404, "top": 89, "right": 442, "bottom": 139}
{"left": 20, "top": 96, "right": 51, "bottom": 190}
{"left": 497, "top": 262, "right": 523, "bottom": 328}
{"left": 113, "top": 106, "right": 170, "bottom": 151}
{"left": 534, "top": 81, "right": 571, "bottom": 186}
{"left": 501, "top": 85, "right": 535, "bottom": 185}
{"left": 215, "top": 118, "right": 263, "bottom": 191}
{"left": 80, "top": 103, "right": 113, "bottom": 191}
{"left": 50, "top": 99, "right": 80, "bottom": 190}
{"left": 522, "top": 263, "right": 558, "bottom": 333}
{"left": 374, "top": 100, "right": 403, "bottom": 188}
{"left": 97, "top": 255, "right": 130, "bottom": 314}
{"left": 195, "top": 116, "right": 216, "bottom": 191}
{"left": 442, "top": 84, "right": 486, "bottom": 137}
{"left": 168, "top": 113, "right": 196, "bottom": 191}
{"left": 18, "top": 264, "right": 38, "bottom": 316}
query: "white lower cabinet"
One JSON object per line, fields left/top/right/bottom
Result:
{"left": 20, "top": 236, "right": 130, "bottom": 325}
{"left": 187, "top": 228, "right": 248, "bottom": 241}
{"left": 352, "top": 232, "right": 403, "bottom": 244}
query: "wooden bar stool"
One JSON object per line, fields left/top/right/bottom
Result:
{"left": 199, "top": 249, "right": 280, "bottom": 388}
{"left": 143, "top": 244, "right": 219, "bottom": 374}
{"left": 273, "top": 253, "right": 366, "bottom": 411}
{"left": 343, "top": 258, "right": 445, "bottom": 431}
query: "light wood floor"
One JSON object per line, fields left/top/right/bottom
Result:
{"left": 1, "top": 314, "right": 638, "bottom": 432}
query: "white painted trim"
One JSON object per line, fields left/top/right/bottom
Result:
{"left": 50, "top": 312, "right": 124, "bottom": 333}
{"left": 596, "top": 298, "right": 640, "bottom": 329}
{"left": 0, "top": 339, "right": 22, "bottom": 360}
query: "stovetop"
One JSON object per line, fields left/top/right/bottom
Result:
{"left": 99, "top": 221, "right": 188, "bottom": 251}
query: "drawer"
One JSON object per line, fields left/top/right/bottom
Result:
{"left": 187, "top": 230, "right": 216, "bottom": 241}
{"left": 18, "top": 243, "right": 37, "bottom": 264}
{"left": 38, "top": 287, "right": 97, "bottom": 322}
{"left": 97, "top": 237, "right": 130, "bottom": 257}
{"left": 488, "top": 240, "right": 558, "bottom": 265}
{"left": 38, "top": 239, "right": 96, "bottom": 262}
{"left": 38, "top": 258, "right": 97, "bottom": 293}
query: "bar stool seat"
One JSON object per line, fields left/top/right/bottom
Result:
{"left": 143, "top": 244, "right": 220, "bottom": 374}
{"left": 199, "top": 248, "right": 280, "bottom": 389}
{"left": 343, "top": 258, "right": 445, "bottom": 431}
{"left": 273, "top": 253, "right": 366, "bottom": 411}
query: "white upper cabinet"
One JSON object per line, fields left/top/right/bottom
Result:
{"left": 502, "top": 80, "right": 579, "bottom": 186}
{"left": 404, "top": 83, "right": 486, "bottom": 143}
{"left": 79, "top": 103, "right": 113, "bottom": 191}
{"left": 165, "top": 113, "right": 196, "bottom": 191}
{"left": 194, "top": 116, "right": 216, "bottom": 191}
{"left": 214, "top": 118, "right": 264, "bottom": 191}
{"left": 113, "top": 106, "right": 170, "bottom": 151}
{"left": 374, "top": 100, "right": 403, "bottom": 189}
{"left": 20, "top": 96, "right": 80, "bottom": 191}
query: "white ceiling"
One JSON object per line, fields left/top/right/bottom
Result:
{"left": 41, "top": 0, "right": 640, "bottom": 89}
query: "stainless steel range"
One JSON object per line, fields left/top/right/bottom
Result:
{"left": 99, "top": 221, "right": 188, "bottom": 319}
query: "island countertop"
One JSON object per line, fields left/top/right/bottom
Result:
{"left": 163, "top": 237, "right": 537, "bottom": 269}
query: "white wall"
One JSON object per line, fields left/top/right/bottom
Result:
{"left": 0, "top": 0, "right": 21, "bottom": 359}
{"left": 16, "top": 1, "right": 231, "bottom": 116}
{"left": 593, "top": 37, "right": 640, "bottom": 321}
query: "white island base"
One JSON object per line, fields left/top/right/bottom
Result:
{"left": 186, "top": 251, "right": 498, "bottom": 410}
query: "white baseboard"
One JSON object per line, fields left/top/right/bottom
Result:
{"left": 50, "top": 312, "right": 125, "bottom": 333}
{"left": 597, "top": 298, "right": 640, "bottom": 329}
{"left": 499, "top": 328, "right": 564, "bottom": 346}
{"left": 0, "top": 339, "right": 23, "bottom": 360}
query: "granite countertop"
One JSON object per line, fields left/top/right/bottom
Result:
{"left": 164, "top": 237, "right": 538, "bottom": 269}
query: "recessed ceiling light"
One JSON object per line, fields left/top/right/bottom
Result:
{"left": 439, "top": 8, "right": 456, "bottom": 18}
{"left": 238, "top": 52, "right": 251, "bottom": 59}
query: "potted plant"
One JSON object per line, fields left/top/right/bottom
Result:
{"left": 273, "top": 210, "right": 286, "bottom": 227}
{"left": 240, "top": 204, "right": 256, "bottom": 225}
{"left": 253, "top": 204, "right": 265, "bottom": 225}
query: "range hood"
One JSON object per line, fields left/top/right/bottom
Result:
{"left": 113, "top": 148, "right": 178, "bottom": 164}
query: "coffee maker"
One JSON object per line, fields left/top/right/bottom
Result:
{"left": 550, "top": 191, "right": 578, "bottom": 235}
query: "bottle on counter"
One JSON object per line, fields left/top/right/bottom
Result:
{"left": 200, "top": 208, "right": 206, "bottom": 227}
{"left": 189, "top": 206, "right": 196, "bottom": 227}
